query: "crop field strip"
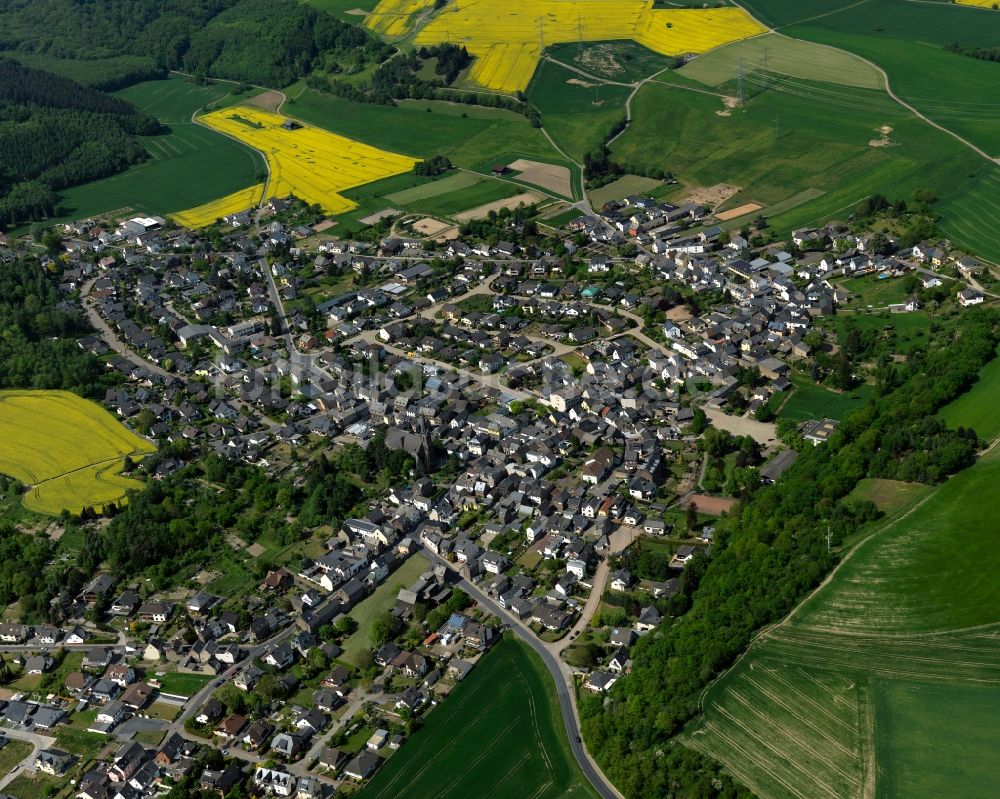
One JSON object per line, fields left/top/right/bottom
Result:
{"left": 688, "top": 359, "right": 1000, "bottom": 799}
{"left": 172, "top": 183, "right": 266, "bottom": 228}
{"left": 0, "top": 390, "right": 155, "bottom": 514}
{"left": 182, "top": 106, "right": 417, "bottom": 222}
{"left": 366, "top": 0, "right": 765, "bottom": 91}
{"left": 359, "top": 637, "right": 595, "bottom": 799}
{"left": 46, "top": 77, "right": 263, "bottom": 224}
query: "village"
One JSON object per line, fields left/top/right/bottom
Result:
{"left": 0, "top": 188, "right": 992, "bottom": 799}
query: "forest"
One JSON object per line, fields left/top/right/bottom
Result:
{"left": 0, "top": 0, "right": 391, "bottom": 90}
{"left": 0, "top": 256, "right": 118, "bottom": 395}
{"left": 580, "top": 307, "right": 1000, "bottom": 798}
{"left": 0, "top": 60, "right": 160, "bottom": 227}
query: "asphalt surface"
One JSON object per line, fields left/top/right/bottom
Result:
{"left": 420, "top": 547, "right": 624, "bottom": 799}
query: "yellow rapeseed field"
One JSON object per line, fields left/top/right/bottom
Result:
{"left": 367, "top": 0, "right": 435, "bottom": 36}
{"left": 172, "top": 183, "right": 265, "bottom": 228}
{"left": 955, "top": 0, "right": 997, "bottom": 6}
{"left": 185, "top": 107, "right": 417, "bottom": 222}
{"left": 0, "top": 390, "right": 155, "bottom": 515}
{"left": 366, "top": 0, "right": 765, "bottom": 92}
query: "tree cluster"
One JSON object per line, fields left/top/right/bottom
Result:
{"left": 0, "top": 60, "right": 162, "bottom": 226}
{"left": 0, "top": 0, "right": 389, "bottom": 90}
{"left": 583, "top": 308, "right": 1000, "bottom": 797}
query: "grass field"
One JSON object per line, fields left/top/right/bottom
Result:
{"left": 778, "top": 375, "right": 873, "bottom": 424}
{"left": 547, "top": 40, "right": 676, "bottom": 83}
{"left": 0, "top": 390, "right": 155, "bottom": 515}
{"left": 187, "top": 106, "right": 416, "bottom": 219}
{"left": 838, "top": 275, "right": 914, "bottom": 308}
{"left": 359, "top": 636, "right": 597, "bottom": 799}
{"left": 52, "top": 77, "right": 263, "bottom": 223}
{"left": 845, "top": 478, "right": 930, "bottom": 516}
{"left": 367, "top": 0, "right": 764, "bottom": 91}
{"left": 528, "top": 60, "right": 632, "bottom": 163}
{"left": 680, "top": 32, "right": 882, "bottom": 89}
{"left": 157, "top": 672, "right": 215, "bottom": 698}
{"left": 687, "top": 346, "right": 1000, "bottom": 799}
{"left": 827, "top": 310, "right": 939, "bottom": 356}
{"left": 339, "top": 554, "right": 429, "bottom": 666}
{"left": 939, "top": 347, "right": 1000, "bottom": 441}
{"left": 0, "top": 740, "right": 32, "bottom": 777}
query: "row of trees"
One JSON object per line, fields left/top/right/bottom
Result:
{"left": 582, "top": 307, "right": 1000, "bottom": 797}
{"left": 306, "top": 49, "right": 543, "bottom": 127}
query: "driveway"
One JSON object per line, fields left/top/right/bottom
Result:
{"left": 0, "top": 728, "right": 56, "bottom": 790}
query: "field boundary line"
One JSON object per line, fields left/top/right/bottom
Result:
{"left": 730, "top": 2, "right": 1000, "bottom": 167}
{"left": 695, "top": 429, "right": 1000, "bottom": 711}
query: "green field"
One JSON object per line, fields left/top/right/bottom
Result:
{"left": 778, "top": 374, "right": 873, "bottom": 424}
{"left": 359, "top": 636, "right": 597, "bottom": 799}
{"left": 287, "top": 89, "right": 565, "bottom": 169}
{"left": 679, "top": 32, "right": 882, "bottom": 89}
{"left": 688, "top": 436, "right": 1000, "bottom": 799}
{"left": 827, "top": 310, "right": 939, "bottom": 356}
{"left": 0, "top": 390, "right": 155, "bottom": 515}
{"left": 157, "top": 672, "right": 215, "bottom": 697}
{"left": 845, "top": 478, "right": 930, "bottom": 516}
{"left": 609, "top": 76, "right": 987, "bottom": 245}
{"left": 405, "top": 177, "right": 522, "bottom": 218}
{"left": 735, "top": 0, "right": 1000, "bottom": 259}
{"left": 838, "top": 275, "right": 915, "bottom": 308}
{"left": 339, "top": 554, "right": 430, "bottom": 666}
{"left": 386, "top": 171, "right": 483, "bottom": 203}
{"left": 383, "top": 169, "right": 523, "bottom": 218}
{"left": 528, "top": 60, "right": 632, "bottom": 163}
{"left": 52, "top": 77, "right": 263, "bottom": 222}
{"left": 874, "top": 681, "right": 1000, "bottom": 799}
{"left": 939, "top": 347, "right": 1000, "bottom": 441}
{"left": 546, "top": 40, "right": 677, "bottom": 84}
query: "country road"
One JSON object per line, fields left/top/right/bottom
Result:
{"left": 420, "top": 545, "right": 625, "bottom": 799}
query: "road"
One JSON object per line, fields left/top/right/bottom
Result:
{"left": 81, "top": 278, "right": 172, "bottom": 380}
{"left": 0, "top": 728, "right": 56, "bottom": 790}
{"left": 549, "top": 525, "right": 639, "bottom": 657}
{"left": 353, "top": 330, "right": 536, "bottom": 403}
{"left": 727, "top": 1, "right": 1000, "bottom": 166}
{"left": 420, "top": 546, "right": 625, "bottom": 799}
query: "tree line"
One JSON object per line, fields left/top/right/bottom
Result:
{"left": 0, "top": 60, "right": 161, "bottom": 227}
{"left": 581, "top": 307, "right": 1000, "bottom": 797}
{"left": 0, "top": 0, "right": 392, "bottom": 90}
{"left": 306, "top": 46, "right": 543, "bottom": 127}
